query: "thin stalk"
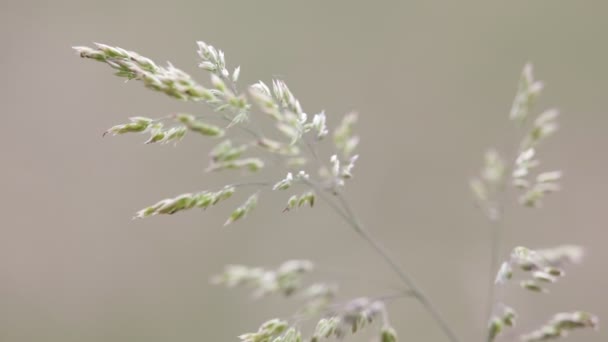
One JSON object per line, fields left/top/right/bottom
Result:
{"left": 483, "top": 130, "right": 524, "bottom": 342}
{"left": 484, "top": 129, "right": 527, "bottom": 342}
{"left": 220, "top": 114, "right": 261, "bottom": 140}
{"left": 309, "top": 181, "right": 461, "bottom": 342}
{"left": 229, "top": 181, "right": 273, "bottom": 189}
{"left": 483, "top": 181, "right": 511, "bottom": 342}
{"left": 484, "top": 213, "right": 503, "bottom": 342}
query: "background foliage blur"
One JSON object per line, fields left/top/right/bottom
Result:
{"left": 1, "top": 1, "right": 606, "bottom": 341}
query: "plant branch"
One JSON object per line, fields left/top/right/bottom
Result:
{"left": 483, "top": 130, "right": 526, "bottom": 342}
{"left": 308, "top": 181, "right": 461, "bottom": 342}
{"left": 484, "top": 209, "right": 504, "bottom": 342}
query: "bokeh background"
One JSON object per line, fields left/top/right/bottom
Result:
{"left": 1, "top": 1, "right": 606, "bottom": 341}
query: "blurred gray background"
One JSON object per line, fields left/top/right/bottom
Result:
{"left": 1, "top": 1, "right": 606, "bottom": 341}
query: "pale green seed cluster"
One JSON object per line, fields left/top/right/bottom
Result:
{"left": 311, "top": 317, "right": 340, "bottom": 341}
{"left": 323, "top": 154, "right": 359, "bottom": 188}
{"left": 239, "top": 319, "right": 291, "bottom": 342}
{"left": 338, "top": 298, "right": 387, "bottom": 335}
{"left": 74, "top": 44, "right": 215, "bottom": 101}
{"left": 521, "top": 311, "right": 598, "bottom": 342}
{"left": 249, "top": 80, "right": 304, "bottom": 122}
{"left": 209, "top": 72, "right": 249, "bottom": 124}
{"left": 510, "top": 63, "right": 544, "bottom": 122}
{"left": 333, "top": 112, "right": 359, "bottom": 158}
{"left": 257, "top": 138, "right": 301, "bottom": 156}
{"left": 196, "top": 41, "right": 250, "bottom": 124}
{"left": 270, "top": 172, "right": 317, "bottom": 212}
{"left": 496, "top": 246, "right": 578, "bottom": 293}
{"left": 380, "top": 325, "right": 398, "bottom": 342}
{"left": 299, "top": 283, "right": 338, "bottom": 315}
{"left": 206, "top": 157, "right": 265, "bottom": 172}
{"left": 242, "top": 307, "right": 397, "bottom": 342}
{"left": 285, "top": 192, "right": 315, "bottom": 212}
{"left": 249, "top": 80, "right": 331, "bottom": 145}
{"left": 510, "top": 69, "right": 561, "bottom": 208}
{"left": 206, "top": 139, "right": 263, "bottom": 172}
{"left": 175, "top": 113, "right": 225, "bottom": 137}
{"left": 472, "top": 64, "right": 562, "bottom": 216}
{"left": 212, "top": 260, "right": 314, "bottom": 297}
{"left": 310, "top": 297, "right": 396, "bottom": 341}
{"left": 209, "top": 140, "right": 248, "bottom": 161}
{"left": 134, "top": 186, "right": 235, "bottom": 219}
{"left": 489, "top": 245, "right": 597, "bottom": 341}
{"left": 249, "top": 80, "right": 305, "bottom": 143}
{"left": 273, "top": 171, "right": 309, "bottom": 191}
{"left": 488, "top": 305, "right": 516, "bottom": 342}
{"left": 513, "top": 149, "right": 561, "bottom": 208}
{"left": 474, "top": 64, "right": 598, "bottom": 342}
{"left": 213, "top": 259, "right": 342, "bottom": 338}
{"left": 197, "top": 41, "right": 234, "bottom": 82}
{"left": 225, "top": 193, "right": 259, "bottom": 226}
{"left": 104, "top": 114, "right": 224, "bottom": 145}
{"left": 470, "top": 149, "right": 506, "bottom": 219}
{"left": 143, "top": 124, "right": 187, "bottom": 144}
{"left": 513, "top": 148, "right": 562, "bottom": 207}
{"left": 273, "top": 172, "right": 296, "bottom": 191}
{"left": 520, "top": 109, "right": 560, "bottom": 150}
{"left": 104, "top": 116, "right": 154, "bottom": 136}
{"left": 271, "top": 328, "right": 302, "bottom": 342}
{"left": 535, "top": 245, "right": 584, "bottom": 266}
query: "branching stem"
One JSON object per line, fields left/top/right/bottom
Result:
{"left": 307, "top": 180, "right": 461, "bottom": 342}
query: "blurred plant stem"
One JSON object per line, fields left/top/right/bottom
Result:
{"left": 485, "top": 206, "right": 505, "bottom": 342}
{"left": 482, "top": 127, "right": 524, "bottom": 342}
